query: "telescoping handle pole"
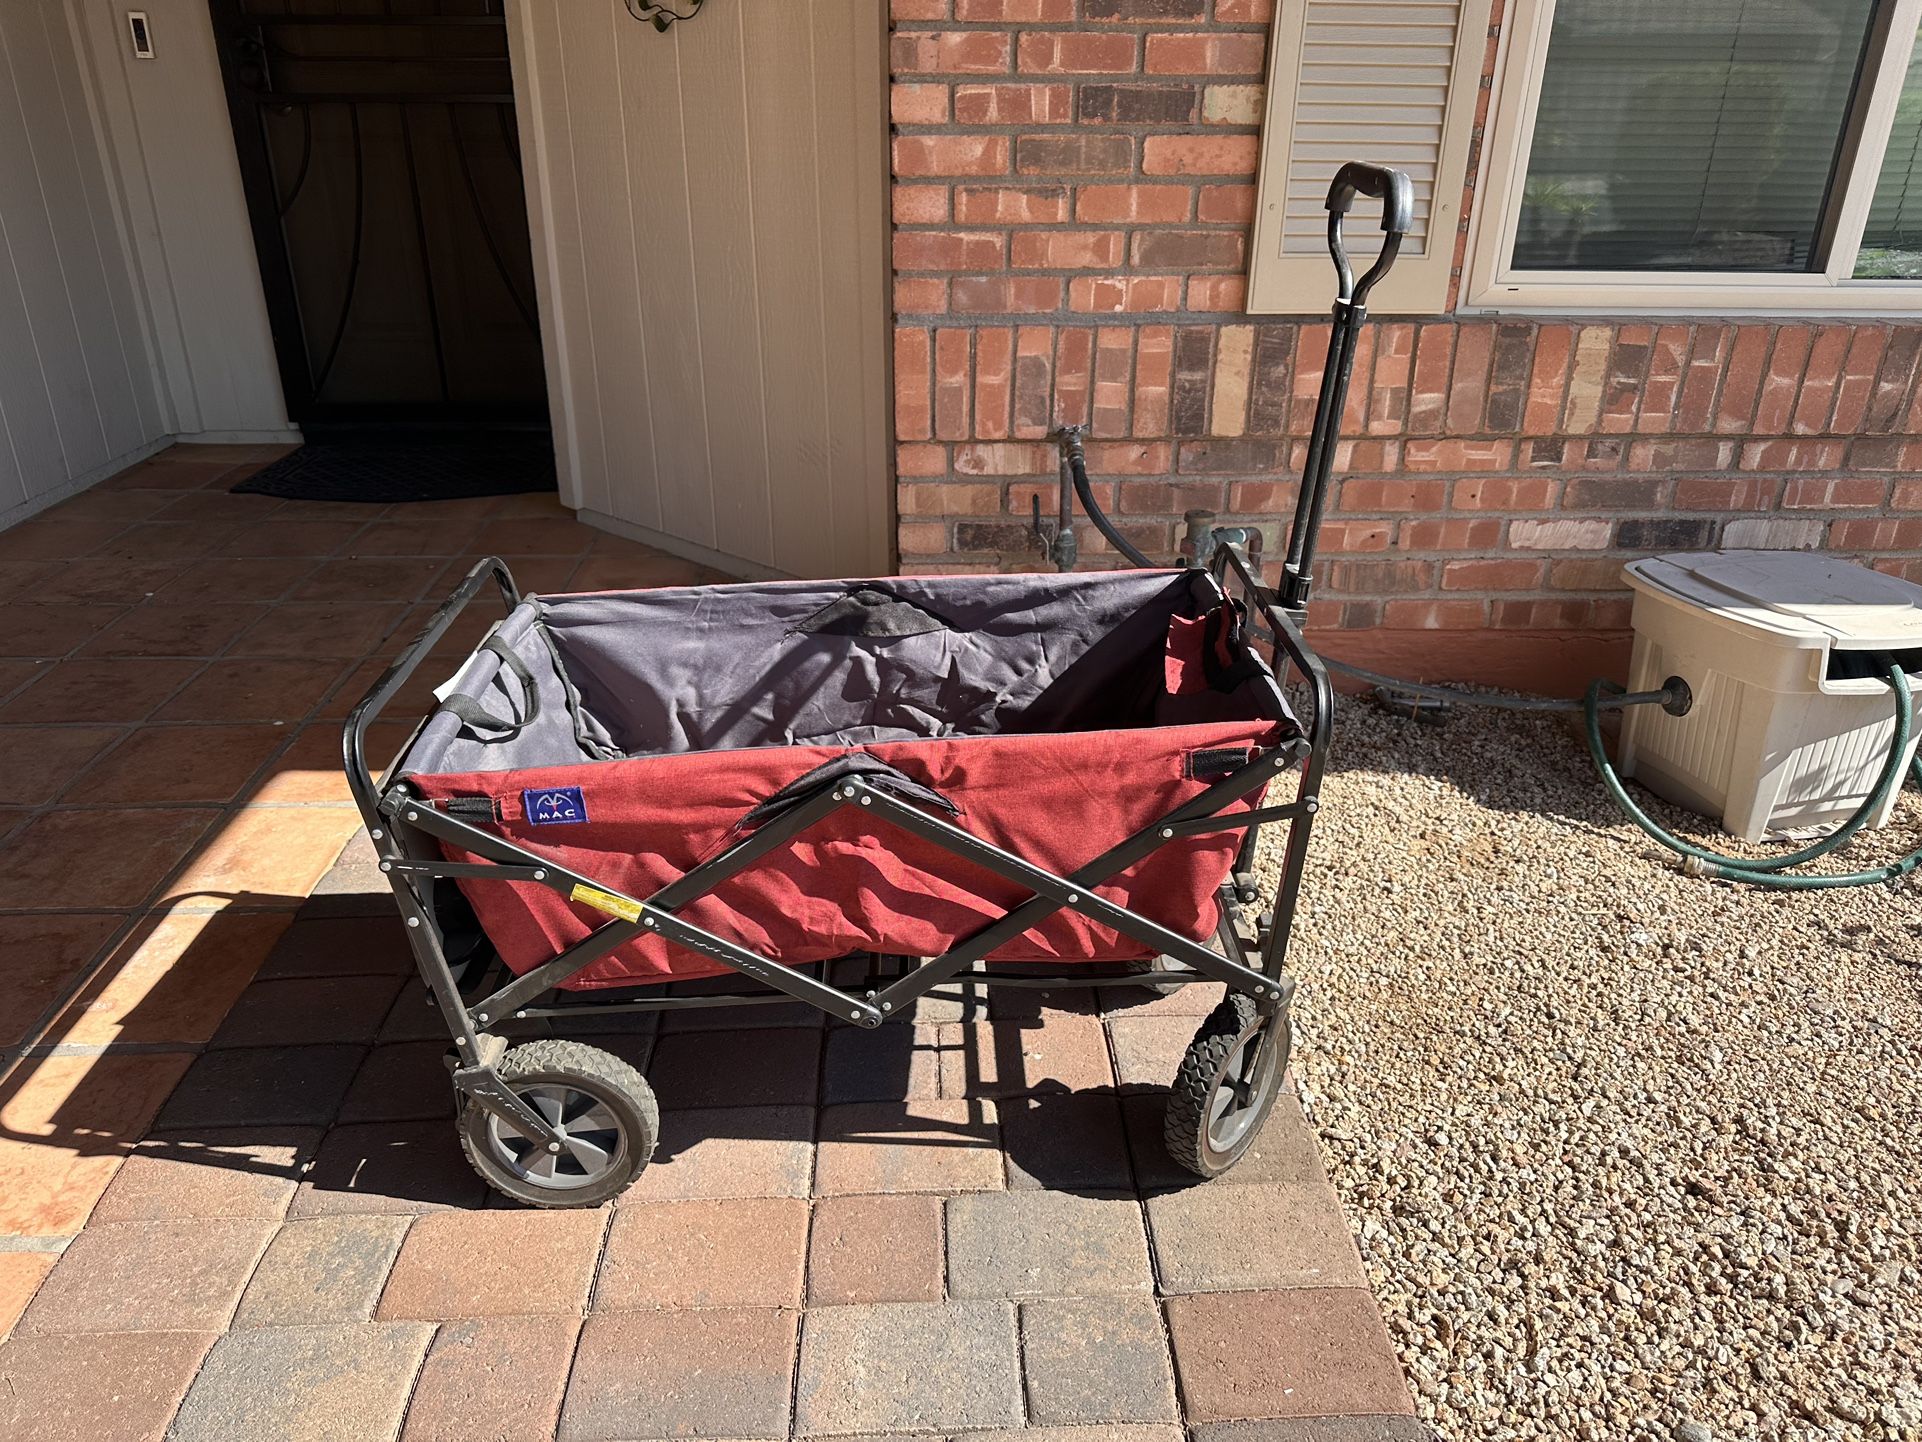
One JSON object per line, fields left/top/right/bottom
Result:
{"left": 1277, "top": 162, "right": 1413, "bottom": 614}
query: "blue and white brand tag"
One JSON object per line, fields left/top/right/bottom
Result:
{"left": 523, "top": 786, "right": 589, "bottom": 825}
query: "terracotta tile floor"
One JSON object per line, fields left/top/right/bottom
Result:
{"left": 0, "top": 444, "right": 1414, "bottom": 1440}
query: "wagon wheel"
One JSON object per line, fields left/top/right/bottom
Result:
{"left": 458, "top": 1040, "right": 658, "bottom": 1208}
{"left": 1164, "top": 992, "right": 1289, "bottom": 1178}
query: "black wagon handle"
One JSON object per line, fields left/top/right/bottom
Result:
{"left": 1323, "top": 161, "right": 1412, "bottom": 308}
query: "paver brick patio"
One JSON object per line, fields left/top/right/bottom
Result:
{"left": 18, "top": 1218, "right": 274, "bottom": 1334}
{"left": 167, "top": 1321, "right": 435, "bottom": 1442}
{"left": 596, "top": 1197, "right": 809, "bottom": 1310}
{"left": 560, "top": 1307, "right": 798, "bottom": 1442}
{"left": 379, "top": 1209, "right": 608, "bottom": 1319}
{"left": 945, "top": 1192, "right": 1153, "bottom": 1299}
{"left": 794, "top": 1300, "right": 1023, "bottom": 1436}
{"left": 233, "top": 1214, "right": 412, "bottom": 1327}
{"left": 1019, "top": 1298, "right": 1180, "bottom": 1425}
{"left": 0, "top": 451, "right": 1415, "bottom": 1439}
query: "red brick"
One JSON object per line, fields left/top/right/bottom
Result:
{"left": 894, "top": 185, "right": 950, "bottom": 225}
{"left": 0, "top": 1332, "right": 215, "bottom": 1442}
{"left": 1737, "top": 439, "right": 1847, "bottom": 470}
{"left": 1366, "top": 322, "right": 1415, "bottom": 436}
{"left": 899, "top": 521, "right": 950, "bottom": 555}
{"left": 808, "top": 1196, "right": 946, "bottom": 1306}
{"left": 1634, "top": 324, "right": 1691, "bottom": 434}
{"left": 1781, "top": 477, "right": 1889, "bottom": 509}
{"left": 1673, "top": 476, "right": 1778, "bottom": 510}
{"left": 1564, "top": 475, "right": 1665, "bottom": 510}
{"left": 1012, "top": 230, "right": 1125, "bottom": 269}
{"left": 1132, "top": 230, "right": 1243, "bottom": 269}
{"left": 1408, "top": 322, "right": 1457, "bottom": 435}
{"left": 892, "top": 31, "right": 1013, "bottom": 75}
{"left": 1597, "top": 324, "right": 1652, "bottom": 433}
{"left": 1339, "top": 324, "right": 1375, "bottom": 433}
{"left": 1080, "top": 80, "right": 1198, "bottom": 123}
{"left": 956, "top": 0, "right": 1072, "bottom": 17}
{"left": 894, "top": 0, "right": 951, "bottom": 15}
{"left": 1626, "top": 438, "right": 1734, "bottom": 471}
{"left": 1054, "top": 327, "right": 1095, "bottom": 427}
{"left": 1402, "top": 439, "right": 1516, "bottom": 472}
{"left": 1713, "top": 325, "right": 1774, "bottom": 433}
{"left": 894, "top": 230, "right": 1005, "bottom": 272}
{"left": 1337, "top": 478, "right": 1447, "bottom": 512}
{"left": 379, "top": 1210, "right": 605, "bottom": 1319}
{"left": 1142, "top": 135, "right": 1260, "bottom": 175}
{"left": 950, "top": 276, "right": 1063, "bottom": 313}
{"left": 1446, "top": 323, "right": 1493, "bottom": 434}
{"left": 899, "top": 481, "right": 999, "bottom": 514}
{"left": 975, "top": 327, "right": 1014, "bottom": 440}
{"left": 896, "top": 279, "right": 948, "bottom": 318}
{"left": 1015, "top": 324, "right": 1055, "bottom": 436}
{"left": 955, "top": 184, "right": 1069, "bottom": 225}
{"left": 1491, "top": 598, "right": 1610, "bottom": 630}
{"left": 1085, "top": 0, "right": 1206, "bottom": 17}
{"left": 1070, "top": 275, "right": 1183, "bottom": 313}
{"left": 21, "top": 1219, "right": 273, "bottom": 1333}
{"left": 934, "top": 328, "right": 972, "bottom": 440}
{"left": 1093, "top": 326, "right": 1133, "bottom": 436}
{"left": 598, "top": 1198, "right": 808, "bottom": 1310}
{"left": 1400, "top": 518, "right": 1502, "bottom": 549}
{"left": 1442, "top": 558, "right": 1542, "bottom": 591}
{"left": 1752, "top": 324, "right": 1813, "bottom": 434}
{"left": 1228, "top": 480, "right": 1295, "bottom": 511}
{"left": 1322, "top": 559, "right": 1432, "bottom": 595}
{"left": 1794, "top": 325, "right": 1852, "bottom": 434}
{"left": 1086, "top": 439, "right": 1172, "bottom": 474}
{"left": 1547, "top": 558, "right": 1627, "bottom": 591}
{"left": 1451, "top": 475, "right": 1556, "bottom": 510}
{"left": 563, "top": 1311, "right": 798, "bottom": 1442}
{"left": 892, "top": 83, "right": 949, "bottom": 125}
{"left": 953, "top": 441, "right": 1053, "bottom": 475}
{"left": 895, "top": 329, "right": 932, "bottom": 440}
{"left": 1830, "top": 518, "right": 1922, "bottom": 550}
{"left": 895, "top": 135, "right": 1010, "bottom": 177}
{"left": 1145, "top": 33, "right": 1267, "bottom": 74}
{"left": 1018, "top": 32, "right": 1138, "bottom": 73}
{"left": 1075, "top": 184, "right": 1192, "bottom": 224}
{"left": 1318, "top": 520, "right": 1391, "bottom": 552}
{"left": 1197, "top": 183, "right": 1256, "bottom": 225}
{"left": 1674, "top": 324, "right": 1729, "bottom": 433}
{"left": 1215, "top": 0, "right": 1274, "bottom": 17}
{"left": 1895, "top": 479, "right": 1922, "bottom": 511}
{"left": 953, "top": 82, "right": 1073, "bottom": 124}
{"left": 1016, "top": 134, "right": 1133, "bottom": 175}
{"left": 1118, "top": 479, "right": 1227, "bottom": 514}
{"left": 1520, "top": 323, "right": 1572, "bottom": 434}
{"left": 1382, "top": 599, "right": 1487, "bottom": 629}
{"left": 1831, "top": 328, "right": 1888, "bottom": 432}
{"left": 401, "top": 1317, "right": 579, "bottom": 1442}
{"left": 1132, "top": 325, "right": 1174, "bottom": 436}
{"left": 1185, "top": 275, "right": 1247, "bottom": 311}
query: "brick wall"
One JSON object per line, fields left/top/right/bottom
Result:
{"left": 887, "top": 0, "right": 1922, "bottom": 684}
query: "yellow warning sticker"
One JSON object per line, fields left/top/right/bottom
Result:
{"left": 569, "top": 883, "right": 644, "bottom": 923}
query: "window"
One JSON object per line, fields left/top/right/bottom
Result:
{"left": 1247, "top": 0, "right": 1495, "bottom": 315}
{"left": 1467, "top": 0, "right": 1922, "bottom": 311}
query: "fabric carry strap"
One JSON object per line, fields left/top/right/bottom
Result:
{"left": 1200, "top": 599, "right": 1265, "bottom": 693}
{"left": 737, "top": 752, "right": 961, "bottom": 833}
{"left": 443, "top": 635, "right": 542, "bottom": 739}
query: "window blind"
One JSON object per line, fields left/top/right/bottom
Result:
{"left": 1513, "top": 0, "right": 1879, "bottom": 273}
{"left": 1859, "top": 22, "right": 1922, "bottom": 275}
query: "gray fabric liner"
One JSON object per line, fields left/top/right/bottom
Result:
{"left": 400, "top": 570, "right": 1275, "bottom": 779}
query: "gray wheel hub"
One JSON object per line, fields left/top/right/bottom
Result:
{"left": 485, "top": 1081, "right": 626, "bottom": 1190}
{"left": 1206, "top": 1021, "right": 1280, "bottom": 1154}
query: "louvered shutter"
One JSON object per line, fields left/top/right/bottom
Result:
{"left": 1247, "top": 0, "right": 1493, "bottom": 314}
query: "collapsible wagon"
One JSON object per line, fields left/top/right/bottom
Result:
{"left": 345, "top": 163, "right": 1412, "bottom": 1207}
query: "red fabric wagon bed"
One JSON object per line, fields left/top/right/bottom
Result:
{"left": 398, "top": 569, "right": 1292, "bottom": 990}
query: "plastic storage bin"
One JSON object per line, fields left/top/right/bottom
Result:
{"left": 1618, "top": 550, "right": 1922, "bottom": 842}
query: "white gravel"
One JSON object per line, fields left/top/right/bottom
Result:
{"left": 1260, "top": 698, "right": 1922, "bottom": 1442}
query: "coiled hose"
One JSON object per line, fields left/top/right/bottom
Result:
{"left": 1583, "top": 661, "right": 1922, "bottom": 890}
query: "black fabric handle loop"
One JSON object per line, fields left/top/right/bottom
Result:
{"left": 444, "top": 635, "right": 541, "bottom": 739}
{"left": 737, "top": 752, "right": 961, "bottom": 834}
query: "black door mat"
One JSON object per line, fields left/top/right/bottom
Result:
{"left": 232, "top": 434, "right": 558, "bottom": 503}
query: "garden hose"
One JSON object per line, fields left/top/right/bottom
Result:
{"left": 1583, "top": 661, "right": 1922, "bottom": 890}
{"left": 1324, "top": 655, "right": 1681, "bottom": 714}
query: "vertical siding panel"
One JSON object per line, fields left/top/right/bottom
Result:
{"left": 618, "top": 16, "right": 714, "bottom": 548}
{"left": 0, "top": 3, "right": 102, "bottom": 477}
{"left": 745, "top": 0, "right": 834, "bottom": 577}
{"left": 538, "top": 1, "right": 610, "bottom": 513}
{"left": 679, "top": 8, "right": 775, "bottom": 568}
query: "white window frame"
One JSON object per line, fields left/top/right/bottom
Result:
{"left": 1462, "top": 0, "right": 1922, "bottom": 314}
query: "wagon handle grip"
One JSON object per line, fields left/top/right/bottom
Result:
{"left": 1324, "top": 162, "right": 1411, "bottom": 307}
{"left": 344, "top": 556, "right": 520, "bottom": 828}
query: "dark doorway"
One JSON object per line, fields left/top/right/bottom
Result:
{"left": 210, "top": 0, "right": 548, "bottom": 429}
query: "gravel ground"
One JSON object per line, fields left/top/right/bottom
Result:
{"left": 1259, "top": 698, "right": 1922, "bottom": 1442}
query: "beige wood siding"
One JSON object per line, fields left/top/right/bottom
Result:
{"left": 1248, "top": 0, "right": 1492, "bottom": 314}
{"left": 509, "top": 0, "right": 892, "bottom": 579}
{"left": 0, "top": 0, "right": 166, "bottom": 523}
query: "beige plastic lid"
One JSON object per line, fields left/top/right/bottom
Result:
{"left": 1623, "top": 549, "right": 1922, "bottom": 650}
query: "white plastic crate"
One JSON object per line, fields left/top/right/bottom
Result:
{"left": 1618, "top": 550, "right": 1922, "bottom": 843}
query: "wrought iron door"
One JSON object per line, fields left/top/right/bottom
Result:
{"left": 211, "top": 0, "right": 547, "bottom": 426}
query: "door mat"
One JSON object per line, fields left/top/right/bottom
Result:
{"left": 232, "top": 434, "right": 558, "bottom": 503}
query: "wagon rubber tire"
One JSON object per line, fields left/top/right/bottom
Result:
{"left": 1164, "top": 992, "right": 1289, "bottom": 1179}
{"left": 458, "top": 1039, "right": 658, "bottom": 1208}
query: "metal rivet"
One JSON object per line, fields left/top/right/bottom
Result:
{"left": 881, "top": 1001, "right": 893, "bottom": 1012}
{"left": 548, "top": 1142, "right": 562, "bottom": 1153}
{"left": 370, "top": 828, "right": 384, "bottom": 840}
{"left": 850, "top": 1009, "right": 862, "bottom": 1021}
{"left": 476, "top": 1013, "right": 489, "bottom": 1024}
{"left": 379, "top": 862, "right": 392, "bottom": 872}
{"left": 406, "top": 916, "right": 421, "bottom": 928}
{"left": 1067, "top": 891, "right": 1079, "bottom": 903}
{"left": 643, "top": 918, "right": 656, "bottom": 929}
{"left": 1161, "top": 828, "right": 1174, "bottom": 839}
{"left": 515, "top": 1011, "right": 527, "bottom": 1019}
{"left": 860, "top": 797, "right": 871, "bottom": 806}
{"left": 405, "top": 811, "right": 418, "bottom": 821}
